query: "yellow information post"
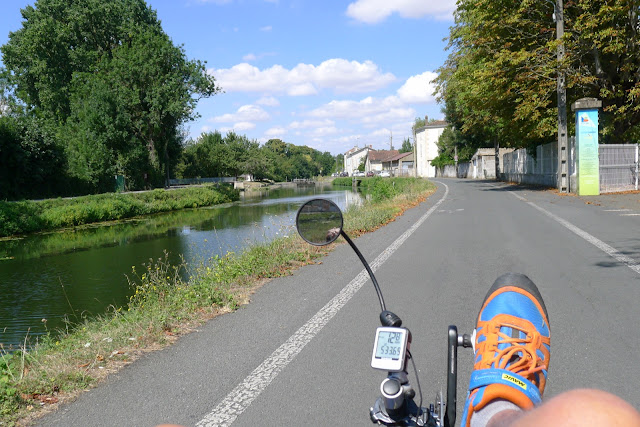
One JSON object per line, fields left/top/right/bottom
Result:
{"left": 572, "top": 98, "right": 602, "bottom": 196}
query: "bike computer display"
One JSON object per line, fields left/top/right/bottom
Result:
{"left": 371, "top": 327, "right": 408, "bottom": 372}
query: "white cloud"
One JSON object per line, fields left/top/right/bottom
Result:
{"left": 308, "top": 95, "right": 415, "bottom": 125}
{"left": 346, "top": 0, "right": 455, "bottom": 24}
{"left": 397, "top": 71, "right": 438, "bottom": 103}
{"left": 370, "top": 128, "right": 393, "bottom": 137}
{"left": 209, "top": 59, "right": 395, "bottom": 95}
{"left": 260, "top": 25, "right": 273, "bottom": 32}
{"left": 314, "top": 59, "right": 396, "bottom": 92}
{"left": 241, "top": 52, "right": 277, "bottom": 62}
{"left": 232, "top": 122, "right": 256, "bottom": 131}
{"left": 264, "top": 126, "right": 288, "bottom": 137}
{"left": 256, "top": 96, "right": 280, "bottom": 107}
{"left": 289, "top": 119, "right": 335, "bottom": 129}
{"left": 288, "top": 83, "right": 318, "bottom": 96}
{"left": 308, "top": 126, "right": 339, "bottom": 137}
{"left": 210, "top": 104, "right": 270, "bottom": 123}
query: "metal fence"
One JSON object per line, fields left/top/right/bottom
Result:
{"left": 599, "top": 144, "right": 639, "bottom": 193}
{"left": 502, "top": 142, "right": 639, "bottom": 193}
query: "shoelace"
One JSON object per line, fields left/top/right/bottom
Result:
{"left": 489, "top": 329, "right": 547, "bottom": 381}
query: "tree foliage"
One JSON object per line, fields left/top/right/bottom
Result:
{"left": 400, "top": 137, "right": 413, "bottom": 153}
{"left": 411, "top": 117, "right": 426, "bottom": 134}
{"left": 0, "top": 114, "right": 66, "bottom": 199}
{"left": 1, "top": 0, "right": 220, "bottom": 195}
{"left": 176, "top": 134, "right": 341, "bottom": 182}
{"left": 435, "top": 0, "right": 640, "bottom": 152}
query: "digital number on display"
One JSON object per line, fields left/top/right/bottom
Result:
{"left": 371, "top": 327, "right": 408, "bottom": 372}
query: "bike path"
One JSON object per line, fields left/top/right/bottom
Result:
{"left": 35, "top": 179, "right": 640, "bottom": 426}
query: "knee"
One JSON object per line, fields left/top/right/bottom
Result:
{"left": 512, "top": 389, "right": 640, "bottom": 426}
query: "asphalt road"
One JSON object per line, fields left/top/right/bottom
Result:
{"left": 35, "top": 179, "right": 640, "bottom": 426}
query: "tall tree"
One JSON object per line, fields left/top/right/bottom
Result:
{"left": 435, "top": 0, "right": 640, "bottom": 149}
{"left": 1, "top": 0, "right": 220, "bottom": 192}
{"left": 400, "top": 138, "right": 413, "bottom": 153}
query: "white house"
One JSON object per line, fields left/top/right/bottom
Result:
{"left": 415, "top": 120, "right": 447, "bottom": 178}
{"left": 343, "top": 146, "right": 370, "bottom": 176}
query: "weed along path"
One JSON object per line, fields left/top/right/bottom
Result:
{"left": 3, "top": 177, "right": 429, "bottom": 424}
{"left": 0, "top": 185, "right": 360, "bottom": 350}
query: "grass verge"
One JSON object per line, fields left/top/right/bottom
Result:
{"left": 0, "top": 178, "right": 435, "bottom": 425}
{"left": 0, "top": 185, "right": 239, "bottom": 238}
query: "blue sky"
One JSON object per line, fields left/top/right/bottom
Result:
{"left": 0, "top": 0, "right": 456, "bottom": 155}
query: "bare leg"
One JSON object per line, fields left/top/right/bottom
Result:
{"left": 487, "top": 389, "right": 640, "bottom": 427}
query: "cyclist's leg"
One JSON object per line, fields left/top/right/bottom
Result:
{"left": 462, "top": 273, "right": 640, "bottom": 427}
{"left": 461, "top": 273, "right": 550, "bottom": 427}
{"left": 490, "top": 388, "right": 640, "bottom": 427}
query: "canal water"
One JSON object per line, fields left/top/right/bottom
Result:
{"left": 0, "top": 185, "right": 362, "bottom": 350}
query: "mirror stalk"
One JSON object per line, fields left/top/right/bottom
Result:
{"left": 340, "top": 230, "right": 387, "bottom": 313}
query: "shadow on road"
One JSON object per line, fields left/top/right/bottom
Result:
{"left": 458, "top": 180, "right": 554, "bottom": 193}
{"left": 594, "top": 238, "right": 640, "bottom": 271}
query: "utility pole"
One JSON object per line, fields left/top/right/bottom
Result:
{"left": 554, "top": 0, "right": 568, "bottom": 192}
{"left": 413, "top": 131, "right": 418, "bottom": 178}
{"left": 454, "top": 145, "right": 458, "bottom": 178}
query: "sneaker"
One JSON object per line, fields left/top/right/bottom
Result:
{"left": 461, "top": 273, "right": 551, "bottom": 426}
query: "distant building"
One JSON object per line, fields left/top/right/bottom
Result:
{"left": 343, "top": 146, "right": 371, "bottom": 176}
{"left": 344, "top": 146, "right": 418, "bottom": 177}
{"left": 366, "top": 149, "right": 399, "bottom": 173}
{"left": 389, "top": 152, "right": 414, "bottom": 176}
{"left": 469, "top": 148, "right": 515, "bottom": 179}
{"left": 415, "top": 120, "right": 447, "bottom": 178}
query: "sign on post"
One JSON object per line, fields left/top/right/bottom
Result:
{"left": 572, "top": 98, "right": 602, "bottom": 196}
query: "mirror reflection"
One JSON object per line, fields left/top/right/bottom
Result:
{"left": 296, "top": 199, "right": 343, "bottom": 245}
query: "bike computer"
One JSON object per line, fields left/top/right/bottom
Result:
{"left": 371, "top": 327, "right": 409, "bottom": 372}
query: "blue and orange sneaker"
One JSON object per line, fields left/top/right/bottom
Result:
{"left": 461, "top": 273, "right": 551, "bottom": 426}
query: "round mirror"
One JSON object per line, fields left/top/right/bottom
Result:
{"left": 296, "top": 198, "right": 343, "bottom": 246}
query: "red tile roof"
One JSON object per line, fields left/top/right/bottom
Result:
{"left": 368, "top": 149, "right": 399, "bottom": 162}
{"left": 387, "top": 152, "right": 413, "bottom": 161}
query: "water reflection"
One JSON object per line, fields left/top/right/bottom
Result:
{"left": 0, "top": 184, "right": 361, "bottom": 349}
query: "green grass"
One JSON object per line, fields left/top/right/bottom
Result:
{"left": 0, "top": 178, "right": 435, "bottom": 425}
{"left": 0, "top": 185, "right": 239, "bottom": 238}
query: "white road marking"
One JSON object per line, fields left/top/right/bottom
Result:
{"left": 621, "top": 213, "right": 640, "bottom": 216}
{"left": 604, "top": 209, "right": 631, "bottom": 212}
{"left": 196, "top": 183, "right": 450, "bottom": 427}
{"left": 508, "top": 191, "right": 640, "bottom": 275}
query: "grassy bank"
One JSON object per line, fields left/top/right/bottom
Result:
{"left": 0, "top": 185, "right": 239, "bottom": 238}
{"left": 333, "top": 176, "right": 424, "bottom": 202}
{"left": 0, "top": 178, "right": 435, "bottom": 425}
